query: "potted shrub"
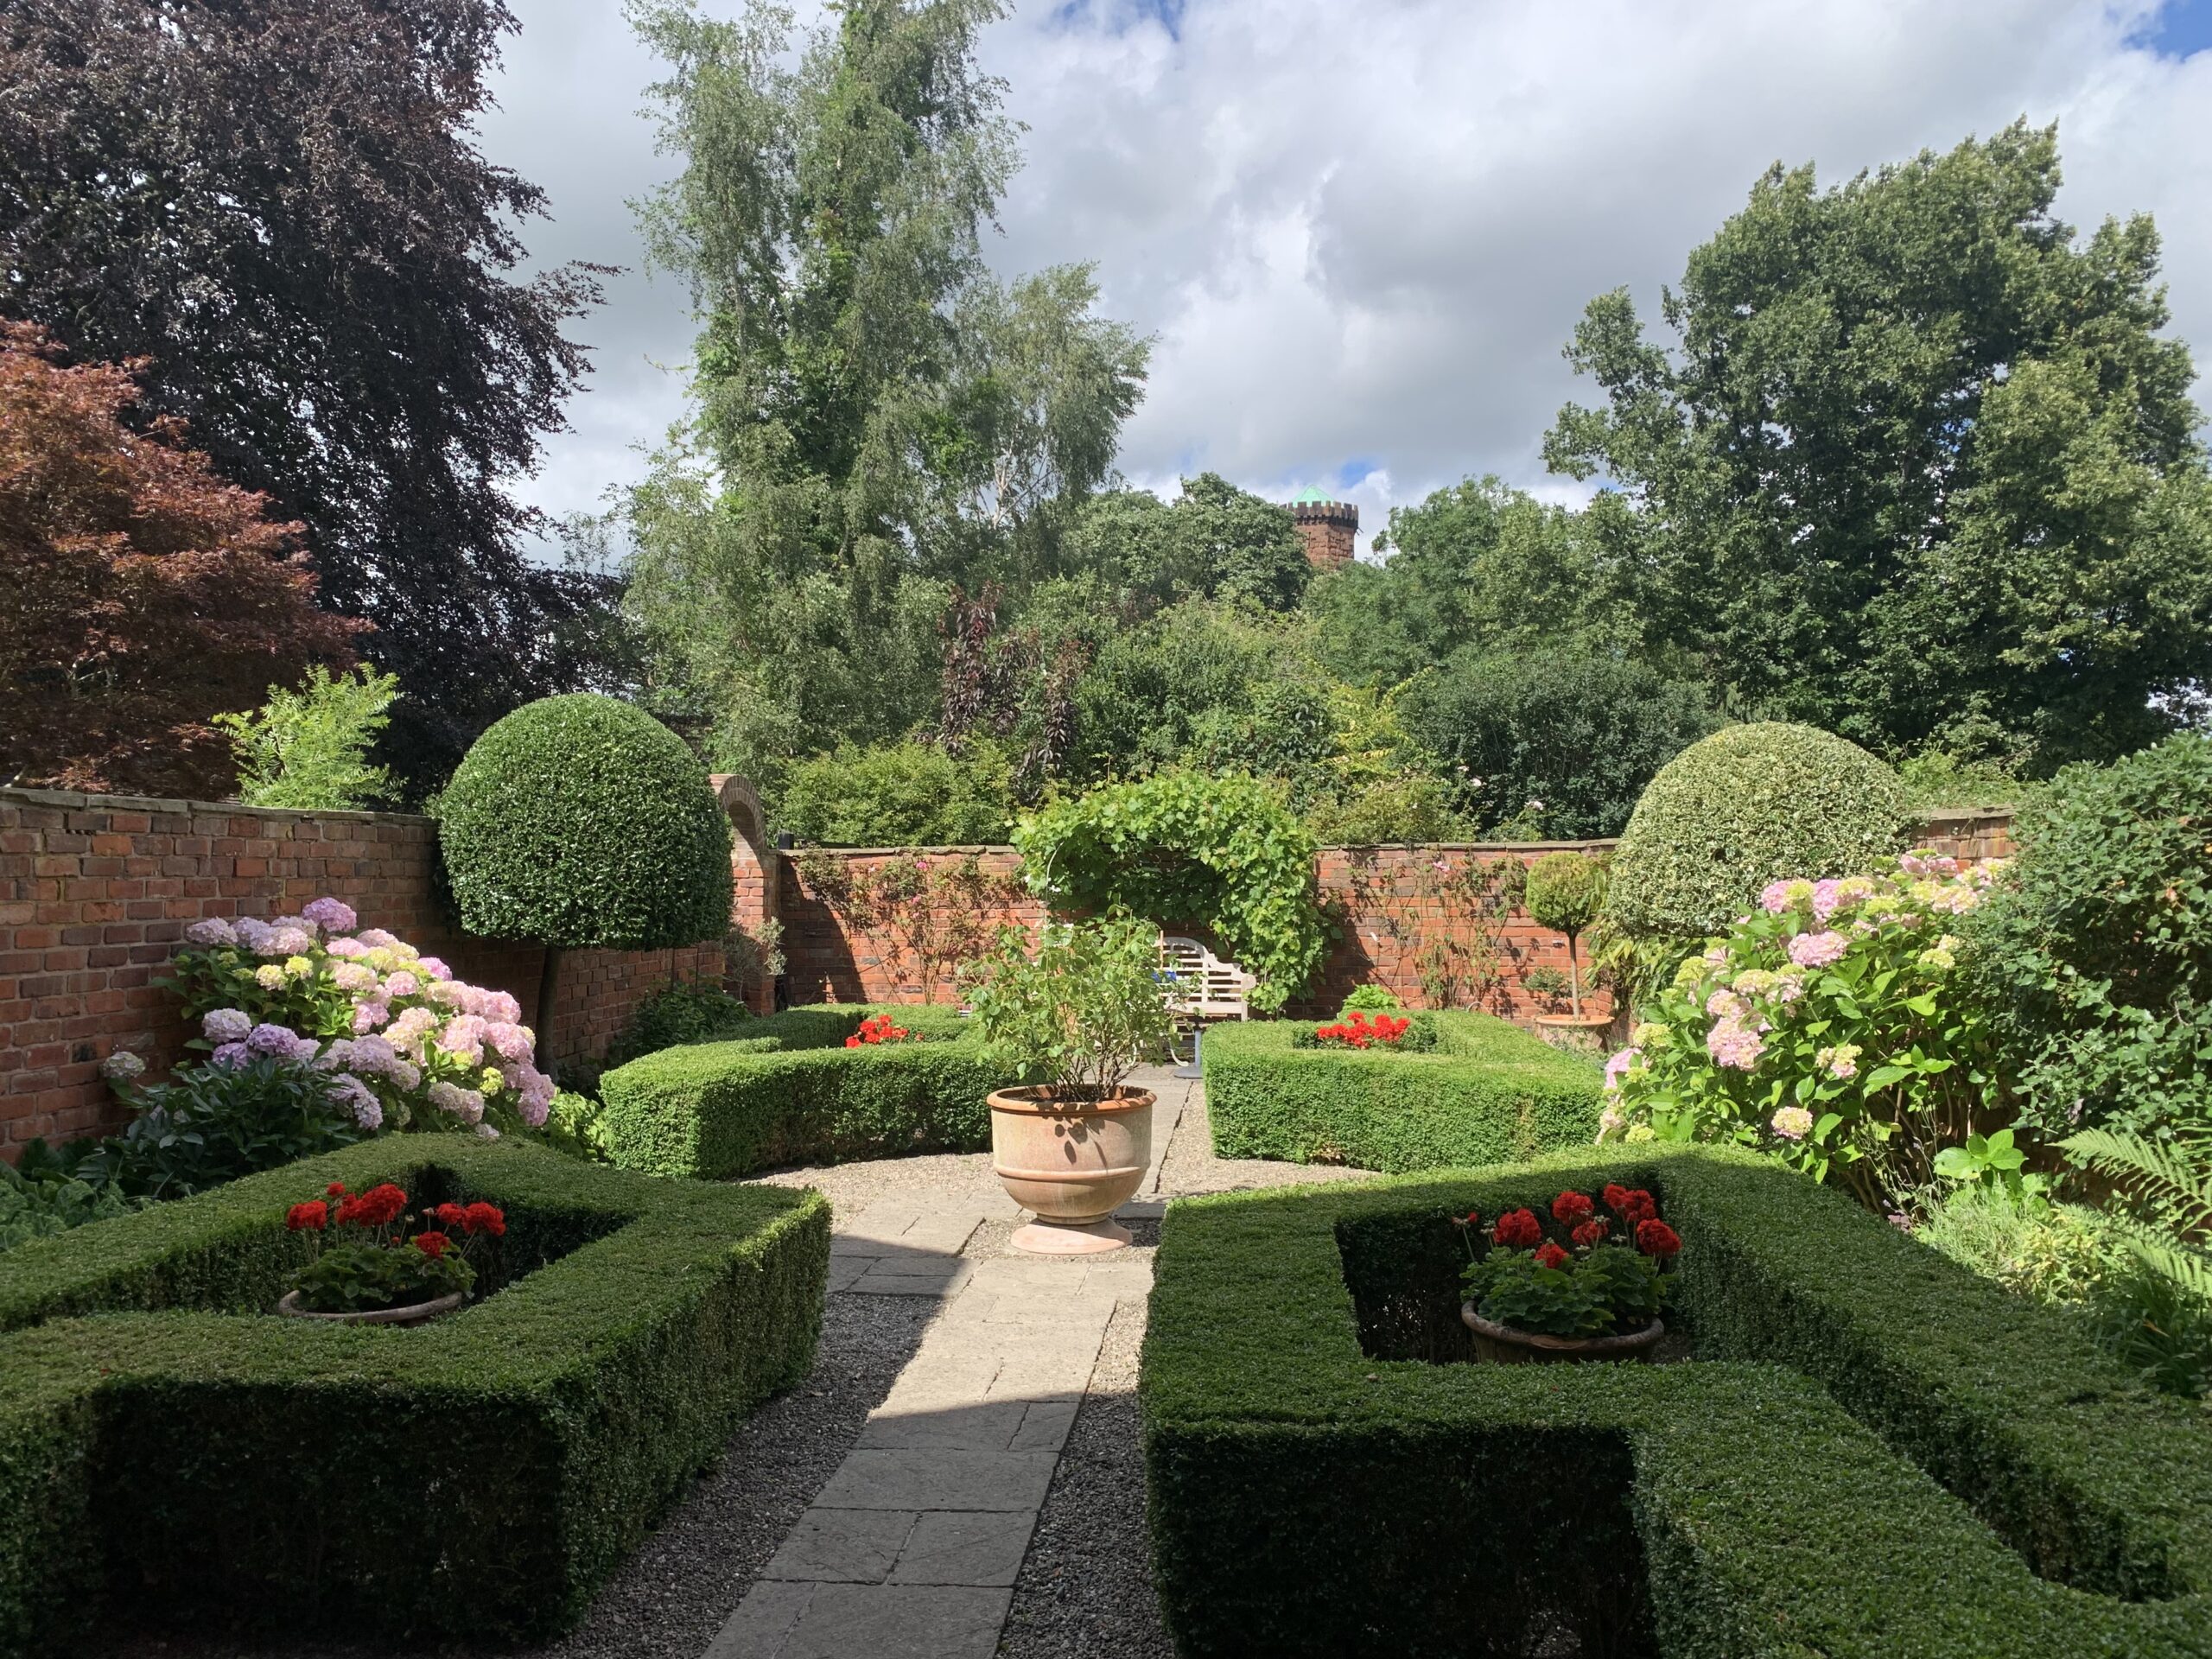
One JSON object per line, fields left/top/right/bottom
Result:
{"left": 966, "top": 913, "right": 1173, "bottom": 1254}
{"left": 276, "top": 1179, "right": 505, "bottom": 1325}
{"left": 1524, "top": 850, "right": 1612, "bottom": 1052}
{"left": 1456, "top": 1184, "right": 1679, "bottom": 1363}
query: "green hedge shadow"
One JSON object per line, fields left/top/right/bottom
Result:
{"left": 1202, "top": 1011, "right": 1605, "bottom": 1172}
{"left": 0, "top": 1137, "right": 827, "bottom": 1655}
{"left": 1142, "top": 1146, "right": 2212, "bottom": 1657}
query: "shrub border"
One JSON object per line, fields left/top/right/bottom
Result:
{"left": 0, "top": 1136, "right": 826, "bottom": 1654}
{"left": 1141, "top": 1146, "right": 2212, "bottom": 1656}
{"left": 1201, "top": 1012, "right": 1605, "bottom": 1172}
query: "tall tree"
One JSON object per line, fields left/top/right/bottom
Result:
{"left": 0, "top": 0, "right": 616, "bottom": 792}
{"left": 1061, "top": 474, "right": 1310, "bottom": 613}
{"left": 1545, "top": 123, "right": 2212, "bottom": 771}
{"left": 624, "top": 0, "right": 1150, "bottom": 789}
{"left": 0, "top": 323, "right": 364, "bottom": 798}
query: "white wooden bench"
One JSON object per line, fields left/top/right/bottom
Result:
{"left": 1158, "top": 937, "right": 1253, "bottom": 1074}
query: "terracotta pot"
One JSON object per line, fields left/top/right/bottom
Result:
{"left": 1460, "top": 1303, "right": 1664, "bottom": 1365}
{"left": 276, "top": 1289, "right": 466, "bottom": 1327}
{"left": 1534, "top": 1013, "right": 1614, "bottom": 1058}
{"left": 988, "top": 1084, "right": 1155, "bottom": 1255}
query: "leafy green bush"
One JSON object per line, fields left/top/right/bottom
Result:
{"left": 439, "top": 694, "right": 733, "bottom": 950}
{"left": 78, "top": 1057, "right": 365, "bottom": 1199}
{"left": 597, "top": 1004, "right": 992, "bottom": 1178}
{"left": 0, "top": 1135, "right": 824, "bottom": 1653}
{"left": 1963, "top": 734, "right": 2212, "bottom": 1140}
{"left": 1914, "top": 1184, "right": 2113, "bottom": 1310}
{"left": 1605, "top": 721, "right": 1909, "bottom": 939}
{"left": 1605, "top": 856, "right": 2005, "bottom": 1212}
{"left": 1202, "top": 1013, "right": 1603, "bottom": 1171}
{"left": 1400, "top": 646, "right": 1718, "bottom": 839}
{"left": 1143, "top": 1147, "right": 2212, "bottom": 1658}
{"left": 604, "top": 979, "right": 752, "bottom": 1069}
{"left": 0, "top": 1145, "right": 137, "bottom": 1253}
{"left": 213, "top": 664, "right": 399, "bottom": 810}
{"left": 965, "top": 914, "right": 1173, "bottom": 1096}
{"left": 1338, "top": 984, "right": 1402, "bottom": 1013}
{"left": 1014, "top": 771, "right": 1322, "bottom": 1012}
{"left": 1524, "top": 849, "right": 1608, "bottom": 1016}
{"left": 774, "top": 736, "right": 1015, "bottom": 846}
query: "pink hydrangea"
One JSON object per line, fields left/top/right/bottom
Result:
{"left": 302, "top": 897, "right": 358, "bottom": 933}
{"left": 416, "top": 957, "right": 452, "bottom": 981}
{"left": 1705, "top": 988, "right": 1748, "bottom": 1021}
{"left": 428, "top": 979, "right": 467, "bottom": 1007}
{"left": 1787, "top": 931, "right": 1848, "bottom": 969}
{"left": 479, "top": 989, "right": 523, "bottom": 1026}
{"left": 438, "top": 1014, "right": 488, "bottom": 1065}
{"left": 486, "top": 1021, "right": 535, "bottom": 1064}
{"left": 1810, "top": 880, "right": 1843, "bottom": 922}
{"left": 352, "top": 999, "right": 392, "bottom": 1033}
{"left": 1706, "top": 1019, "right": 1766, "bottom": 1071}
{"left": 184, "top": 918, "right": 237, "bottom": 947}
{"left": 325, "top": 936, "right": 371, "bottom": 958}
{"left": 1770, "top": 1105, "right": 1814, "bottom": 1141}
{"left": 331, "top": 962, "right": 378, "bottom": 993}
{"left": 1603, "top": 1046, "right": 1637, "bottom": 1092}
{"left": 202, "top": 1007, "right": 252, "bottom": 1044}
{"left": 1758, "top": 880, "right": 1795, "bottom": 915}
{"left": 356, "top": 928, "right": 401, "bottom": 950}
{"left": 384, "top": 970, "right": 421, "bottom": 999}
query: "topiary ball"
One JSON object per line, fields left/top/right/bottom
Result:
{"left": 1524, "top": 851, "right": 1608, "bottom": 938}
{"left": 1605, "top": 722, "right": 1907, "bottom": 938}
{"left": 439, "top": 695, "right": 733, "bottom": 949}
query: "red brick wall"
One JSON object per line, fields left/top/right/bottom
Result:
{"left": 782, "top": 848, "right": 1039, "bottom": 1005}
{"left": 0, "top": 786, "right": 728, "bottom": 1155}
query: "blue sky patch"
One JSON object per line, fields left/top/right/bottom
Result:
{"left": 2137, "top": 0, "right": 2212, "bottom": 58}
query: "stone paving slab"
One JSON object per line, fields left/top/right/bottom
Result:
{"left": 887, "top": 1509, "right": 1037, "bottom": 1586}
{"left": 704, "top": 1580, "right": 1011, "bottom": 1659}
{"left": 814, "top": 1448, "right": 1060, "bottom": 1512}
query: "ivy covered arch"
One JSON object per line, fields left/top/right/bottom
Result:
{"left": 1012, "top": 772, "right": 1323, "bottom": 1012}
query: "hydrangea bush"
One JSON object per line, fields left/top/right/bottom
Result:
{"left": 1599, "top": 853, "right": 2005, "bottom": 1212}
{"left": 164, "top": 897, "right": 554, "bottom": 1138}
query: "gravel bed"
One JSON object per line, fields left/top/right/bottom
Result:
{"left": 90, "top": 1294, "right": 935, "bottom": 1659}
{"left": 998, "top": 1295, "right": 1173, "bottom": 1659}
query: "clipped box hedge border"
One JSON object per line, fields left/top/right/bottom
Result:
{"left": 599, "top": 1002, "right": 997, "bottom": 1179}
{"left": 0, "top": 1136, "right": 827, "bottom": 1656}
{"left": 1142, "top": 1147, "right": 2212, "bottom": 1657}
{"left": 1201, "top": 1011, "right": 1605, "bottom": 1172}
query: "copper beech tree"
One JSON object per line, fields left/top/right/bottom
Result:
{"left": 0, "top": 322, "right": 364, "bottom": 798}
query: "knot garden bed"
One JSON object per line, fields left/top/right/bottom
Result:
{"left": 1202, "top": 1010, "right": 1606, "bottom": 1172}
{"left": 600, "top": 1001, "right": 998, "bottom": 1178}
{"left": 0, "top": 1137, "right": 828, "bottom": 1656}
{"left": 1141, "top": 1147, "right": 2212, "bottom": 1657}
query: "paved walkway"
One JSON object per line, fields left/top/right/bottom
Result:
{"left": 704, "top": 1069, "right": 1365, "bottom": 1658}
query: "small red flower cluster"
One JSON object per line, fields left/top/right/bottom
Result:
{"left": 1470, "top": 1187, "right": 1681, "bottom": 1262}
{"left": 844, "top": 1013, "right": 913, "bottom": 1048}
{"left": 283, "top": 1182, "right": 506, "bottom": 1253}
{"left": 1310, "top": 1010, "right": 1413, "bottom": 1049}
{"left": 430, "top": 1199, "right": 508, "bottom": 1236}
{"left": 334, "top": 1182, "right": 408, "bottom": 1228}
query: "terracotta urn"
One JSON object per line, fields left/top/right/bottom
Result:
{"left": 1460, "top": 1303, "right": 1663, "bottom": 1364}
{"left": 1534, "top": 1013, "right": 1614, "bottom": 1058}
{"left": 276, "top": 1290, "right": 466, "bottom": 1327}
{"left": 988, "top": 1085, "right": 1155, "bottom": 1255}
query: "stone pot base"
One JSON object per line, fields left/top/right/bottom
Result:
{"left": 1461, "top": 1302, "right": 1664, "bottom": 1363}
{"left": 276, "top": 1289, "right": 465, "bottom": 1327}
{"left": 1011, "top": 1217, "right": 1132, "bottom": 1256}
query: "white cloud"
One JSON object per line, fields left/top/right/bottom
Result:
{"left": 488, "top": 0, "right": 2212, "bottom": 556}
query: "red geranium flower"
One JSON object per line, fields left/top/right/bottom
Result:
{"left": 1615, "top": 1188, "right": 1657, "bottom": 1226}
{"left": 1635, "top": 1219, "right": 1681, "bottom": 1259}
{"left": 1601, "top": 1183, "right": 1630, "bottom": 1212}
{"left": 325, "top": 1181, "right": 347, "bottom": 1198}
{"left": 461, "top": 1201, "right": 506, "bottom": 1237}
{"left": 843, "top": 1035, "right": 861, "bottom": 1048}
{"left": 1491, "top": 1208, "right": 1542, "bottom": 1249}
{"left": 434, "top": 1202, "right": 467, "bottom": 1227}
{"left": 1551, "top": 1190, "right": 1595, "bottom": 1224}
{"left": 413, "top": 1230, "right": 451, "bottom": 1259}
{"left": 1571, "top": 1218, "right": 1609, "bottom": 1249}
{"left": 286, "top": 1201, "right": 327, "bottom": 1231}
{"left": 1534, "top": 1242, "right": 1571, "bottom": 1270}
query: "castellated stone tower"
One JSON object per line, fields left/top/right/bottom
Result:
{"left": 1289, "top": 490, "right": 1358, "bottom": 570}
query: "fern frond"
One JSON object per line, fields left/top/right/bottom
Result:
{"left": 2062, "top": 1127, "right": 2212, "bottom": 1234}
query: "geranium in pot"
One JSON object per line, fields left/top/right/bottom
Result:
{"left": 965, "top": 913, "right": 1173, "bottom": 1255}
{"left": 277, "top": 1179, "right": 505, "bottom": 1325}
{"left": 1455, "top": 1184, "right": 1679, "bottom": 1363}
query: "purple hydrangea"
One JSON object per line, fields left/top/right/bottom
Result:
{"left": 246, "top": 1023, "right": 314, "bottom": 1062}
{"left": 302, "top": 896, "right": 359, "bottom": 934}
{"left": 210, "top": 1042, "right": 252, "bottom": 1070}
{"left": 327, "top": 1072, "right": 383, "bottom": 1130}
{"left": 183, "top": 918, "right": 238, "bottom": 947}
{"left": 202, "top": 1007, "right": 252, "bottom": 1044}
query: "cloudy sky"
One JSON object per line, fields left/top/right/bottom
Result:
{"left": 480, "top": 0, "right": 2212, "bottom": 556}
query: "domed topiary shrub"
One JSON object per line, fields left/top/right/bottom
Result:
{"left": 440, "top": 695, "right": 733, "bottom": 1062}
{"left": 1605, "top": 722, "right": 1907, "bottom": 939}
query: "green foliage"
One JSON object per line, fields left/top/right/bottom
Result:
{"left": 0, "top": 1136, "right": 825, "bottom": 1653}
{"left": 2059, "top": 1126, "right": 2212, "bottom": 1307}
{"left": 775, "top": 736, "right": 1014, "bottom": 846}
{"left": 213, "top": 664, "right": 399, "bottom": 810}
{"left": 1546, "top": 122, "right": 2212, "bottom": 772}
{"left": 1605, "top": 721, "right": 1908, "bottom": 938}
{"left": 0, "top": 1146, "right": 137, "bottom": 1254}
{"left": 1915, "top": 1185, "right": 2113, "bottom": 1309}
{"left": 622, "top": 0, "right": 1147, "bottom": 785}
{"left": 1523, "top": 852, "right": 1607, "bottom": 938}
{"left": 289, "top": 1239, "right": 473, "bottom": 1313}
{"left": 1964, "top": 734, "right": 2212, "bottom": 1140}
{"left": 605, "top": 980, "right": 753, "bottom": 1071}
{"left": 1607, "top": 860, "right": 2002, "bottom": 1211}
{"left": 1202, "top": 1014, "right": 1604, "bottom": 1172}
{"left": 1463, "top": 1240, "right": 1669, "bottom": 1338}
{"left": 1338, "top": 984, "right": 1402, "bottom": 1013}
{"left": 596, "top": 1004, "right": 992, "bottom": 1178}
{"left": 1014, "top": 772, "right": 1322, "bottom": 1013}
{"left": 1898, "top": 745, "right": 2037, "bottom": 810}
{"left": 78, "top": 1058, "right": 365, "bottom": 1200}
{"left": 1142, "top": 1148, "right": 2212, "bottom": 1659}
{"left": 1062, "top": 474, "right": 1308, "bottom": 613}
{"left": 1400, "top": 646, "right": 1717, "bottom": 840}
{"left": 439, "top": 693, "right": 733, "bottom": 950}
{"left": 537, "top": 1090, "right": 616, "bottom": 1164}
{"left": 964, "top": 915, "right": 1173, "bottom": 1096}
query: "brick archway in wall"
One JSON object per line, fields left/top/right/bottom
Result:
{"left": 710, "top": 774, "right": 779, "bottom": 1012}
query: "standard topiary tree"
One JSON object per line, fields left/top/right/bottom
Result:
{"left": 1524, "top": 851, "right": 1608, "bottom": 1018}
{"left": 1605, "top": 722, "right": 1907, "bottom": 939}
{"left": 439, "top": 695, "right": 734, "bottom": 1070}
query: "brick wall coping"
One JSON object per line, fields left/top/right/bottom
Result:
{"left": 1911, "top": 804, "right": 2019, "bottom": 822}
{"left": 1, "top": 784, "right": 430, "bottom": 829}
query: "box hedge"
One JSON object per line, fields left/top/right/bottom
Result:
{"left": 1142, "top": 1146, "right": 2212, "bottom": 1657}
{"left": 598, "top": 1002, "right": 997, "bottom": 1179}
{"left": 1202, "top": 1012, "right": 1605, "bottom": 1172}
{"left": 0, "top": 1136, "right": 826, "bottom": 1656}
